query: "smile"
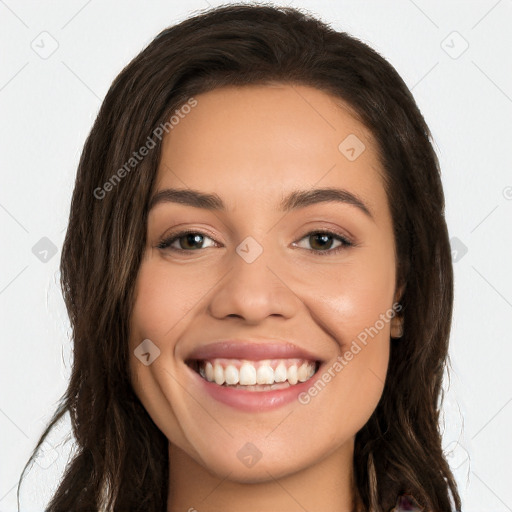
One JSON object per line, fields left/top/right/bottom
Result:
{"left": 183, "top": 340, "right": 324, "bottom": 411}
{"left": 191, "top": 358, "right": 318, "bottom": 390}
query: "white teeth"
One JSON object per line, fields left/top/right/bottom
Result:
{"left": 287, "top": 365, "right": 298, "bottom": 385}
{"left": 213, "top": 363, "right": 225, "bottom": 385}
{"left": 239, "top": 362, "right": 257, "bottom": 385}
{"left": 297, "top": 363, "right": 309, "bottom": 382}
{"left": 274, "top": 362, "right": 287, "bottom": 383}
{"left": 256, "top": 364, "right": 274, "bottom": 385}
{"left": 224, "top": 364, "right": 239, "bottom": 385}
{"left": 198, "top": 359, "right": 317, "bottom": 387}
{"left": 205, "top": 362, "right": 214, "bottom": 382}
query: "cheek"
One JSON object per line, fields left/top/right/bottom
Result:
{"left": 291, "top": 243, "right": 394, "bottom": 418}
{"left": 128, "top": 260, "right": 185, "bottom": 407}
{"left": 296, "top": 247, "right": 396, "bottom": 350}
{"left": 129, "top": 257, "right": 209, "bottom": 345}
{"left": 128, "top": 259, "right": 200, "bottom": 452}
{"left": 292, "top": 266, "right": 392, "bottom": 448}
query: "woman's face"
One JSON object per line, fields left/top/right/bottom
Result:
{"left": 129, "top": 84, "right": 401, "bottom": 482}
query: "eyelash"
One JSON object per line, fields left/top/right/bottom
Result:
{"left": 156, "top": 229, "right": 354, "bottom": 256}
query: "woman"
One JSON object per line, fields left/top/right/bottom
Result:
{"left": 19, "top": 4, "right": 461, "bottom": 511}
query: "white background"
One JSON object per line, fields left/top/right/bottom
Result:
{"left": 1, "top": 1, "right": 511, "bottom": 510}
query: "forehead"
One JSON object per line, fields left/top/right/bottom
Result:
{"left": 155, "top": 84, "right": 387, "bottom": 213}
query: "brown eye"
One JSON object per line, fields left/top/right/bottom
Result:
{"left": 309, "top": 233, "right": 335, "bottom": 251}
{"left": 294, "top": 230, "right": 353, "bottom": 255}
{"left": 157, "top": 231, "right": 217, "bottom": 251}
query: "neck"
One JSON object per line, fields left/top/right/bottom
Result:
{"left": 167, "top": 441, "right": 357, "bottom": 512}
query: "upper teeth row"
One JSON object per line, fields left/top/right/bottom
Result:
{"left": 199, "top": 360, "right": 316, "bottom": 386}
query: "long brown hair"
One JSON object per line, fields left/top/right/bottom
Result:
{"left": 19, "top": 4, "right": 461, "bottom": 511}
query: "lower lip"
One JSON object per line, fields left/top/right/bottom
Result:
{"left": 188, "top": 364, "right": 322, "bottom": 412}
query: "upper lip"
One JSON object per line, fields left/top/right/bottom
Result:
{"left": 185, "top": 339, "right": 321, "bottom": 362}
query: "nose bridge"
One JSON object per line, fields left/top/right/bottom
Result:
{"left": 207, "top": 234, "right": 298, "bottom": 322}
{"left": 234, "top": 234, "right": 279, "bottom": 287}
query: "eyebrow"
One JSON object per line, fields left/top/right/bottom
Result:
{"left": 148, "top": 187, "right": 373, "bottom": 218}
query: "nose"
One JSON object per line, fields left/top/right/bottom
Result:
{"left": 207, "top": 240, "right": 300, "bottom": 324}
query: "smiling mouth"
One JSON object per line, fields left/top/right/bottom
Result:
{"left": 187, "top": 358, "right": 320, "bottom": 391}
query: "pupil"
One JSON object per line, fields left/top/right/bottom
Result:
{"left": 312, "top": 233, "right": 332, "bottom": 250}
{"left": 183, "top": 233, "right": 203, "bottom": 249}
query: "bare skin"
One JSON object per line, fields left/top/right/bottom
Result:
{"left": 128, "top": 84, "right": 403, "bottom": 512}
